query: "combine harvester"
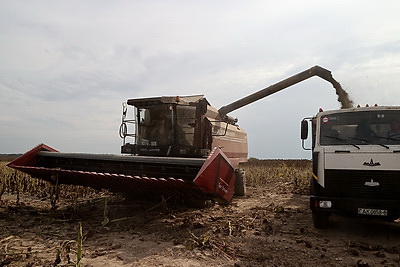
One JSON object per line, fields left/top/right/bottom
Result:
{"left": 8, "top": 66, "right": 344, "bottom": 203}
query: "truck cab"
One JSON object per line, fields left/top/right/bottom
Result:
{"left": 302, "top": 106, "right": 400, "bottom": 228}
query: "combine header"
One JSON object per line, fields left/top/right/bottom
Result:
{"left": 8, "top": 65, "right": 344, "bottom": 203}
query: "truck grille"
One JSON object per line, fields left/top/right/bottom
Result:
{"left": 324, "top": 170, "right": 400, "bottom": 200}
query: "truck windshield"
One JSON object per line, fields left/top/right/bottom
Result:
{"left": 137, "top": 104, "right": 174, "bottom": 146}
{"left": 320, "top": 110, "right": 400, "bottom": 146}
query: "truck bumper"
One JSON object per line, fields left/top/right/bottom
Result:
{"left": 310, "top": 195, "right": 400, "bottom": 220}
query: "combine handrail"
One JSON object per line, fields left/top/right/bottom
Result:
{"left": 119, "top": 102, "right": 136, "bottom": 144}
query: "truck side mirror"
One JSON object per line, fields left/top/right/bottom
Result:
{"left": 301, "top": 120, "right": 308, "bottom": 140}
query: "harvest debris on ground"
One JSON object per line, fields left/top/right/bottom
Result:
{"left": 1, "top": 158, "right": 400, "bottom": 266}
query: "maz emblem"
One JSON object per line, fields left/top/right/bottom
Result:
{"left": 364, "top": 179, "right": 380, "bottom": 187}
{"left": 363, "top": 159, "right": 381, "bottom": 167}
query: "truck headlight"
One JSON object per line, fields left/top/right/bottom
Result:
{"left": 319, "top": 200, "right": 332, "bottom": 208}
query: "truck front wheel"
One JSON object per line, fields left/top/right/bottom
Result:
{"left": 312, "top": 212, "right": 330, "bottom": 229}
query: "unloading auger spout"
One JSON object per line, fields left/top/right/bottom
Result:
{"left": 218, "top": 65, "right": 351, "bottom": 118}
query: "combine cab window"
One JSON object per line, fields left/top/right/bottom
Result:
{"left": 137, "top": 105, "right": 174, "bottom": 146}
{"left": 320, "top": 110, "right": 400, "bottom": 145}
{"left": 176, "top": 106, "right": 196, "bottom": 146}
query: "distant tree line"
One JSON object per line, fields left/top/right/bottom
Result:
{"left": 0, "top": 154, "right": 21, "bottom": 161}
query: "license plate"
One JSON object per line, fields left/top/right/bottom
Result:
{"left": 358, "top": 208, "right": 388, "bottom": 216}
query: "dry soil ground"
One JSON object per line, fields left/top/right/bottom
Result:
{"left": 1, "top": 182, "right": 400, "bottom": 267}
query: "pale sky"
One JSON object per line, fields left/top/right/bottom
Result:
{"left": 1, "top": 1, "right": 400, "bottom": 158}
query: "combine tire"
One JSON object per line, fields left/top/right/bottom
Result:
{"left": 234, "top": 169, "right": 246, "bottom": 196}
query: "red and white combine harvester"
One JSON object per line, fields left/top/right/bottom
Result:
{"left": 8, "top": 66, "right": 339, "bottom": 204}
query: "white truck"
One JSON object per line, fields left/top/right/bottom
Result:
{"left": 301, "top": 106, "right": 400, "bottom": 228}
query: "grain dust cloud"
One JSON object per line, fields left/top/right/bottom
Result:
{"left": 330, "top": 78, "right": 353, "bottom": 109}
{"left": 322, "top": 69, "right": 353, "bottom": 109}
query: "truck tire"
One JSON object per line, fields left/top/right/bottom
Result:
{"left": 234, "top": 169, "right": 246, "bottom": 196}
{"left": 312, "top": 212, "right": 329, "bottom": 229}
